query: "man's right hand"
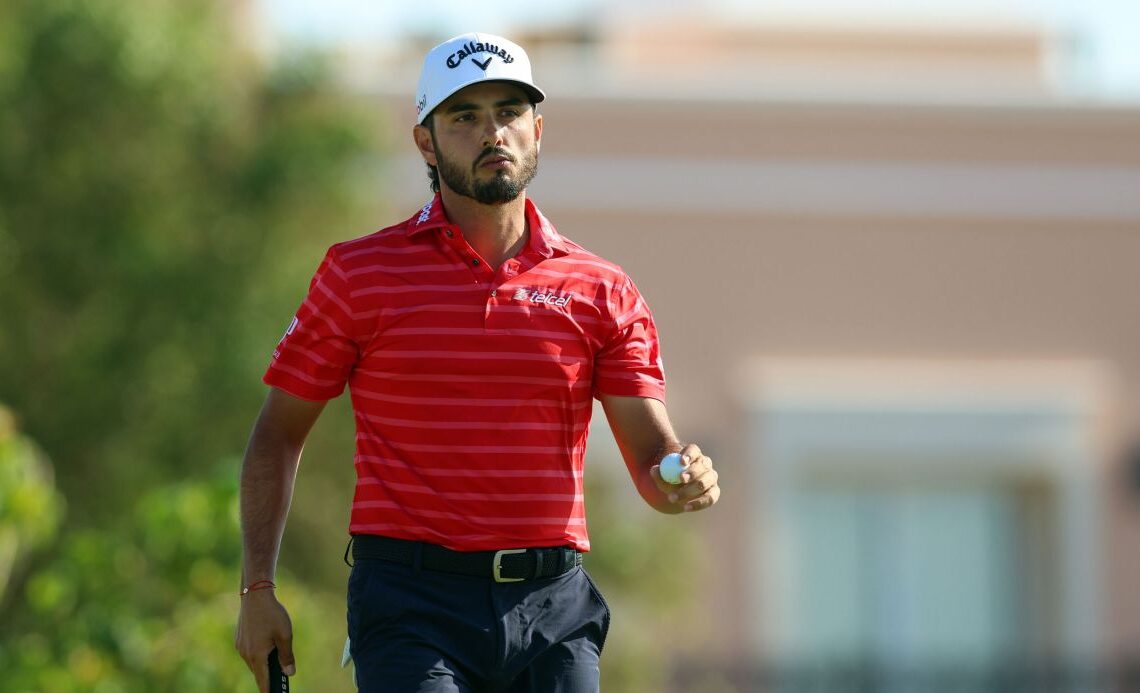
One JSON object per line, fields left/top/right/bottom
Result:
{"left": 235, "top": 590, "right": 295, "bottom": 692}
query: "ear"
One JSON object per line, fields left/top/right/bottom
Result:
{"left": 413, "top": 123, "right": 437, "bottom": 167}
{"left": 533, "top": 112, "right": 543, "bottom": 154}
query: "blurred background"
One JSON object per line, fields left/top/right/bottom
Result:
{"left": 2, "top": 0, "right": 1140, "bottom": 691}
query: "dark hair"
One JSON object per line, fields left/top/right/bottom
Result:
{"left": 423, "top": 116, "right": 440, "bottom": 193}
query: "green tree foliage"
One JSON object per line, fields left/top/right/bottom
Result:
{"left": 0, "top": 405, "right": 65, "bottom": 601}
{"left": 0, "top": 0, "right": 374, "bottom": 687}
{"left": 1, "top": 448, "right": 352, "bottom": 692}
{"left": 0, "top": 0, "right": 375, "bottom": 521}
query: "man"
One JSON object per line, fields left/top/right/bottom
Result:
{"left": 235, "top": 32, "right": 720, "bottom": 693}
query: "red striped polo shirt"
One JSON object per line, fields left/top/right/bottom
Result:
{"left": 264, "top": 194, "right": 665, "bottom": 552}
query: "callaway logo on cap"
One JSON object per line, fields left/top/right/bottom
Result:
{"left": 415, "top": 32, "right": 546, "bottom": 125}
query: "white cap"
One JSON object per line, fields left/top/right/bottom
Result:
{"left": 415, "top": 32, "right": 546, "bottom": 125}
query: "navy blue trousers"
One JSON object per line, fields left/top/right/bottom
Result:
{"left": 346, "top": 558, "right": 610, "bottom": 692}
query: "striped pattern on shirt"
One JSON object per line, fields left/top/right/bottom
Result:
{"left": 264, "top": 194, "right": 665, "bottom": 552}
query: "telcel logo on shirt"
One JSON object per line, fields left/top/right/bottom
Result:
{"left": 512, "top": 287, "right": 573, "bottom": 308}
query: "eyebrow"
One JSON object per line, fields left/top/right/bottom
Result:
{"left": 444, "top": 97, "right": 527, "bottom": 114}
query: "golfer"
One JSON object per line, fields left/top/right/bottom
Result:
{"left": 235, "top": 32, "right": 720, "bottom": 693}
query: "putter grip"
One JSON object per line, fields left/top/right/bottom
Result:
{"left": 268, "top": 648, "right": 290, "bottom": 692}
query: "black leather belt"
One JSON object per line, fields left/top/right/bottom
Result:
{"left": 350, "top": 534, "right": 583, "bottom": 583}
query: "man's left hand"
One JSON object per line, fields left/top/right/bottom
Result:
{"left": 650, "top": 443, "right": 720, "bottom": 513}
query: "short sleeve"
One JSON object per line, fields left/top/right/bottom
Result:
{"left": 593, "top": 275, "right": 666, "bottom": 401}
{"left": 263, "top": 246, "right": 360, "bottom": 401}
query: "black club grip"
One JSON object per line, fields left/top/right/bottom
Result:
{"left": 268, "top": 648, "right": 290, "bottom": 692}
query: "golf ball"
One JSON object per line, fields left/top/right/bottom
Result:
{"left": 659, "top": 453, "right": 687, "bottom": 485}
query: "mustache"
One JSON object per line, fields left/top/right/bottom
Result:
{"left": 475, "top": 147, "right": 515, "bottom": 166}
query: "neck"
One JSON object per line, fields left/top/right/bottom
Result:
{"left": 438, "top": 188, "right": 529, "bottom": 270}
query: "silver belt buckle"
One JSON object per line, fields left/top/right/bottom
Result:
{"left": 493, "top": 548, "right": 527, "bottom": 583}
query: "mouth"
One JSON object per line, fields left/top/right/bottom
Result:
{"left": 477, "top": 152, "right": 514, "bottom": 170}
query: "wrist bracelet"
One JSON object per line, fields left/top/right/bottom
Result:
{"left": 239, "top": 579, "right": 276, "bottom": 596}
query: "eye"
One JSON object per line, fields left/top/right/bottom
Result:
{"left": 454, "top": 113, "right": 475, "bottom": 123}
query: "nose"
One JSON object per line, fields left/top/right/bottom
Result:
{"left": 481, "top": 117, "right": 506, "bottom": 148}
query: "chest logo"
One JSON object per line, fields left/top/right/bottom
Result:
{"left": 512, "top": 288, "right": 573, "bottom": 308}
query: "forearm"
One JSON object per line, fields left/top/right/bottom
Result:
{"left": 237, "top": 388, "right": 326, "bottom": 586}
{"left": 239, "top": 427, "right": 303, "bottom": 584}
{"left": 600, "top": 394, "right": 683, "bottom": 513}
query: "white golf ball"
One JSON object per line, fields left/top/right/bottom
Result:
{"left": 659, "top": 452, "right": 687, "bottom": 485}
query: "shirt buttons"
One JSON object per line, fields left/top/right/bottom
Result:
{"left": 490, "top": 289, "right": 497, "bottom": 297}
{"left": 445, "top": 229, "right": 454, "bottom": 238}
{"left": 472, "top": 259, "right": 480, "bottom": 266}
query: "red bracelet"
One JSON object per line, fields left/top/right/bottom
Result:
{"left": 239, "top": 579, "right": 276, "bottom": 596}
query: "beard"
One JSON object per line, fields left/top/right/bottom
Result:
{"left": 436, "top": 144, "right": 539, "bottom": 205}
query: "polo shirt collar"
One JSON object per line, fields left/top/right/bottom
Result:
{"left": 406, "top": 194, "right": 450, "bottom": 235}
{"left": 525, "top": 198, "right": 569, "bottom": 259}
{"left": 406, "top": 194, "right": 569, "bottom": 259}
